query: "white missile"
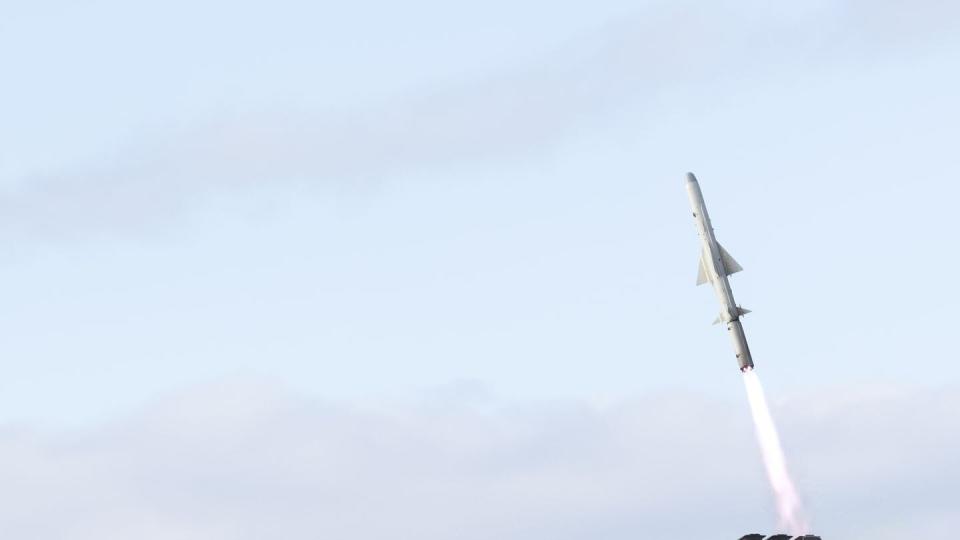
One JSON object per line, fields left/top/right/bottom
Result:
{"left": 685, "top": 172, "right": 754, "bottom": 371}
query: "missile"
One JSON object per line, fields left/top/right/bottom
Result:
{"left": 685, "top": 172, "right": 755, "bottom": 372}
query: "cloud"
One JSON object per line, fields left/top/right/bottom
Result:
{"left": 0, "top": 379, "right": 956, "bottom": 539}
{"left": 5, "top": 0, "right": 958, "bottom": 244}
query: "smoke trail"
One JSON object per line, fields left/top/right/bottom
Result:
{"left": 742, "top": 369, "right": 809, "bottom": 534}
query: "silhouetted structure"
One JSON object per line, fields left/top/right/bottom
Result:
{"left": 740, "top": 533, "right": 821, "bottom": 540}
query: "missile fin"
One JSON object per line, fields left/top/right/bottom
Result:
{"left": 718, "top": 244, "right": 743, "bottom": 275}
{"left": 696, "top": 255, "right": 709, "bottom": 286}
{"left": 715, "top": 308, "right": 750, "bottom": 325}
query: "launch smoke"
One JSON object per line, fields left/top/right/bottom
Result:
{"left": 742, "top": 369, "right": 809, "bottom": 534}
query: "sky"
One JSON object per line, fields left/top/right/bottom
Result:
{"left": 2, "top": 0, "right": 960, "bottom": 537}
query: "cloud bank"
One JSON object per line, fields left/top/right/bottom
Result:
{"left": 1, "top": 380, "right": 956, "bottom": 539}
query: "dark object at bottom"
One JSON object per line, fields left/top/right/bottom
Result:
{"left": 739, "top": 535, "right": 821, "bottom": 540}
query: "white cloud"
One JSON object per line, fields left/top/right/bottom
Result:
{"left": 0, "top": 379, "right": 956, "bottom": 539}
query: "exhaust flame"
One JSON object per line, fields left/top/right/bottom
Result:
{"left": 742, "top": 369, "right": 809, "bottom": 534}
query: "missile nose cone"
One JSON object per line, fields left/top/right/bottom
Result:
{"left": 686, "top": 172, "right": 698, "bottom": 183}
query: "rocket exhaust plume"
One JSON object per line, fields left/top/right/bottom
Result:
{"left": 742, "top": 369, "right": 809, "bottom": 534}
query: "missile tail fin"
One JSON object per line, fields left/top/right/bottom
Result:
{"left": 715, "top": 307, "right": 750, "bottom": 325}
{"left": 718, "top": 244, "right": 743, "bottom": 275}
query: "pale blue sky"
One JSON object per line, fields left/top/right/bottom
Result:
{"left": 3, "top": 0, "right": 958, "bottom": 423}
{"left": 1, "top": 1, "right": 959, "bottom": 537}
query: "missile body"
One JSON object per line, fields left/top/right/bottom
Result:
{"left": 685, "top": 172, "right": 754, "bottom": 371}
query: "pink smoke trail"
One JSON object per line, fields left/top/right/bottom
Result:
{"left": 742, "top": 369, "right": 809, "bottom": 534}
